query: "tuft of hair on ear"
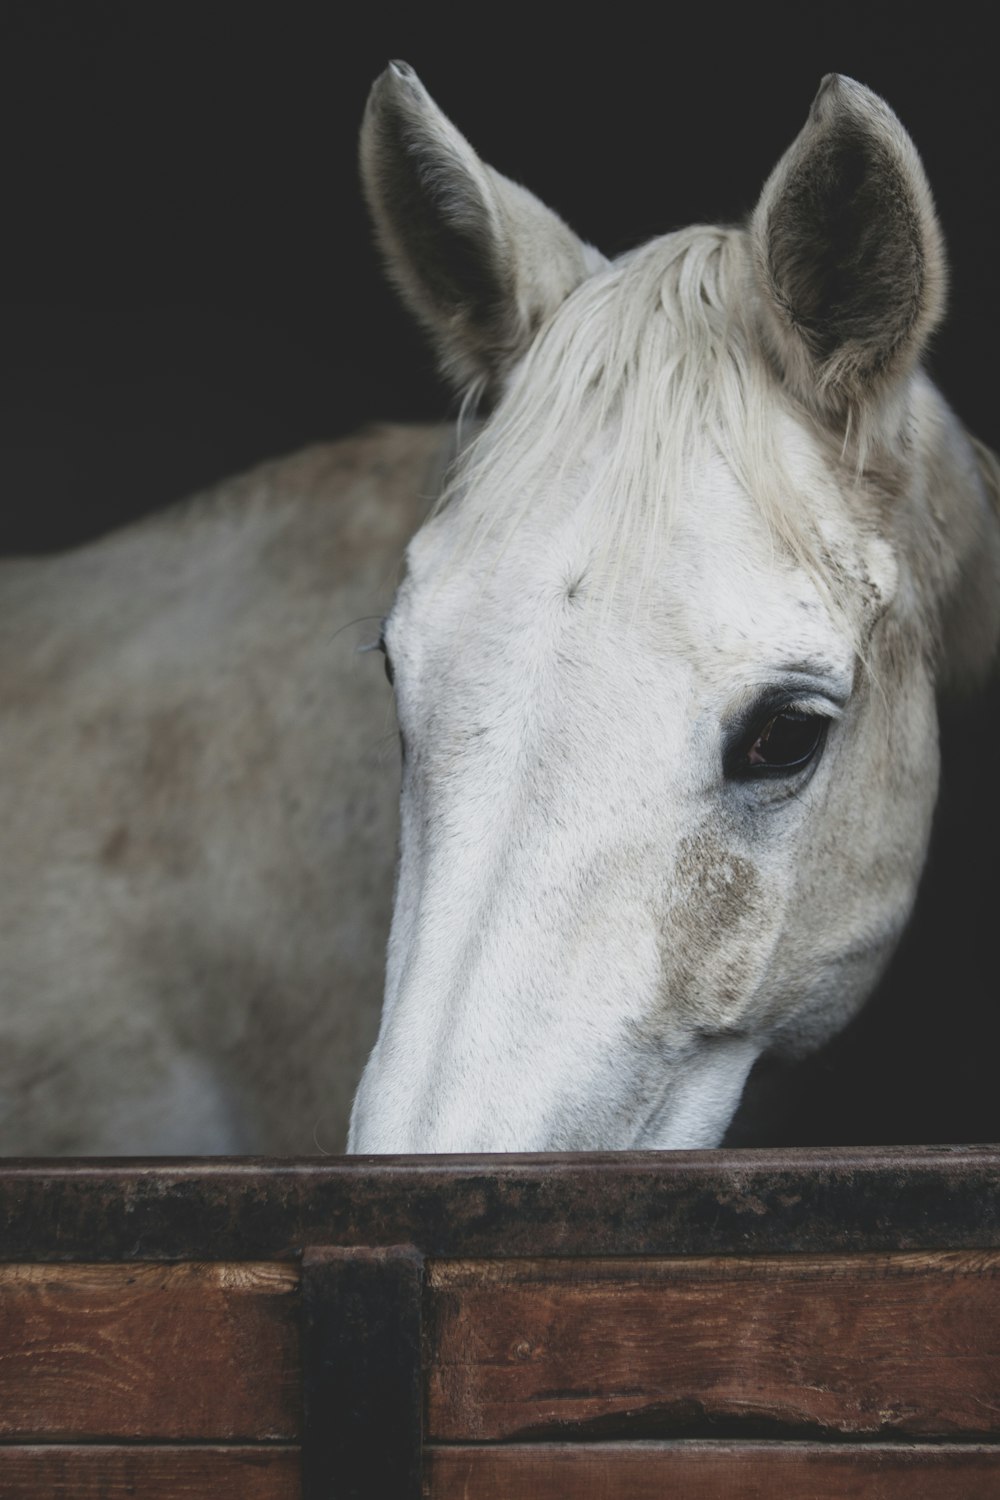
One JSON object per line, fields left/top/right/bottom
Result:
{"left": 359, "top": 61, "right": 603, "bottom": 404}
{"left": 750, "top": 74, "right": 947, "bottom": 432}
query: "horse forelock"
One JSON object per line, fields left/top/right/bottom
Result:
{"left": 429, "top": 224, "right": 902, "bottom": 647}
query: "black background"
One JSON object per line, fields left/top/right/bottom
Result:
{"left": 1, "top": 3, "right": 997, "bottom": 1145}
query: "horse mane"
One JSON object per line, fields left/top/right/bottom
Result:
{"left": 434, "top": 225, "right": 881, "bottom": 636}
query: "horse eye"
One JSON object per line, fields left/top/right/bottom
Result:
{"left": 377, "top": 636, "right": 395, "bottom": 686}
{"left": 728, "top": 709, "right": 828, "bottom": 780}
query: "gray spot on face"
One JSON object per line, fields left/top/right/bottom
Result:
{"left": 656, "top": 831, "right": 765, "bottom": 1028}
{"left": 677, "top": 831, "right": 761, "bottom": 929}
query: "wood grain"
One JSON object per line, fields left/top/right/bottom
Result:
{"left": 0, "top": 1445, "right": 299, "bottom": 1499}
{"left": 424, "top": 1442, "right": 1000, "bottom": 1499}
{"left": 427, "top": 1252, "right": 1000, "bottom": 1440}
{"left": 0, "top": 1262, "right": 301, "bottom": 1440}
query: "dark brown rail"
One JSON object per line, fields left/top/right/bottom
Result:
{"left": 1, "top": 1145, "right": 998, "bottom": 1261}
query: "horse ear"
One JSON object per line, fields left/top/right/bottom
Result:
{"left": 360, "top": 62, "right": 604, "bottom": 399}
{"left": 750, "top": 74, "right": 947, "bottom": 421}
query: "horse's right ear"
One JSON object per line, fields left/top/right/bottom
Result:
{"left": 750, "top": 75, "right": 947, "bottom": 425}
{"left": 360, "top": 63, "right": 604, "bottom": 400}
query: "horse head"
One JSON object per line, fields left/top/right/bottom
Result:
{"left": 348, "top": 66, "right": 1000, "bottom": 1152}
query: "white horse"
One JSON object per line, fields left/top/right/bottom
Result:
{"left": 1, "top": 69, "right": 997, "bottom": 1156}
{"left": 347, "top": 66, "right": 1000, "bottom": 1152}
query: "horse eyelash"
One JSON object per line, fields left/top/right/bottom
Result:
{"left": 356, "top": 620, "right": 389, "bottom": 655}
{"left": 779, "top": 695, "right": 844, "bottom": 721}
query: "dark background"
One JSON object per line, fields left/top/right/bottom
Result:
{"left": 1, "top": 3, "right": 996, "bottom": 1145}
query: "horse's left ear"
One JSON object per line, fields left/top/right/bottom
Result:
{"left": 750, "top": 75, "right": 947, "bottom": 421}
{"left": 360, "top": 62, "right": 605, "bottom": 400}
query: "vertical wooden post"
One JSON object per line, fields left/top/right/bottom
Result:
{"left": 301, "top": 1245, "right": 424, "bottom": 1500}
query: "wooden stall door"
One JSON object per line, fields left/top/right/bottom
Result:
{"left": 1, "top": 1151, "right": 999, "bottom": 1498}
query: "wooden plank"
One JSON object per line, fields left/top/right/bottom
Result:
{"left": 427, "top": 1252, "right": 1000, "bottom": 1440}
{"left": 1, "top": 1147, "right": 998, "bottom": 1261}
{"left": 302, "top": 1244, "right": 423, "bottom": 1500}
{"left": 0, "top": 1446, "right": 299, "bottom": 1499}
{"left": 0, "top": 1262, "right": 300, "bottom": 1440}
{"left": 424, "top": 1442, "right": 1000, "bottom": 1499}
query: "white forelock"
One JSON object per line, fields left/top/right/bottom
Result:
{"left": 436, "top": 226, "right": 872, "bottom": 636}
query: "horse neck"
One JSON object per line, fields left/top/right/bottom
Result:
{"left": 908, "top": 371, "right": 1000, "bottom": 696}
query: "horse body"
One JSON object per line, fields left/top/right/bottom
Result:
{"left": 0, "top": 426, "right": 439, "bottom": 1153}
{"left": 3, "top": 70, "right": 999, "bottom": 1155}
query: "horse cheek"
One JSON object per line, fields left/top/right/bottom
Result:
{"left": 653, "top": 832, "right": 770, "bottom": 1036}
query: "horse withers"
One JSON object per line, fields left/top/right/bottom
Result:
{"left": 1, "top": 71, "right": 997, "bottom": 1155}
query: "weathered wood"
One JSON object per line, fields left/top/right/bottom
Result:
{"left": 0, "top": 1262, "right": 300, "bottom": 1440}
{"left": 302, "top": 1244, "right": 423, "bottom": 1500}
{"left": 0, "top": 1446, "right": 300, "bottom": 1499}
{"left": 0, "top": 1147, "right": 998, "bottom": 1261}
{"left": 424, "top": 1442, "right": 1000, "bottom": 1499}
{"left": 427, "top": 1252, "right": 1000, "bottom": 1440}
